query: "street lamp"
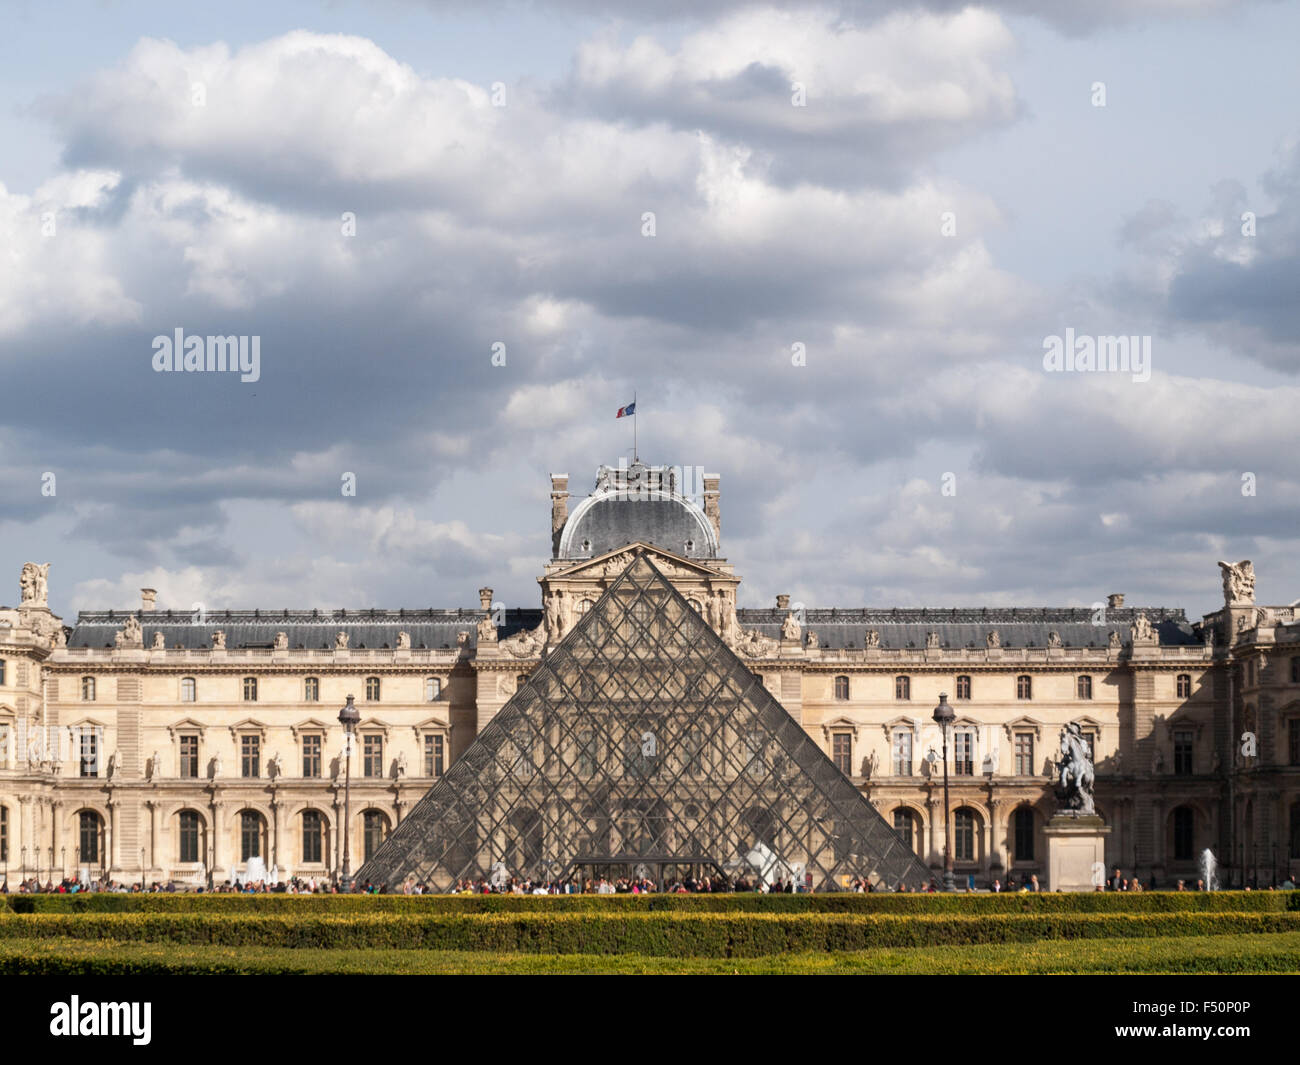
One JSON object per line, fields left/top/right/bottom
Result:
{"left": 933, "top": 692, "right": 957, "bottom": 893}
{"left": 338, "top": 694, "right": 361, "bottom": 892}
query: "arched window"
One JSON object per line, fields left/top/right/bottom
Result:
{"left": 81, "top": 677, "right": 95, "bottom": 701}
{"left": 302, "top": 810, "right": 324, "bottom": 864}
{"left": 181, "top": 677, "right": 196, "bottom": 702}
{"left": 178, "top": 810, "right": 203, "bottom": 863}
{"left": 1292, "top": 658, "right": 1300, "bottom": 684}
{"left": 0, "top": 659, "right": 5, "bottom": 685}
{"left": 954, "top": 807, "right": 978, "bottom": 862}
{"left": 365, "top": 676, "right": 381, "bottom": 702}
{"left": 687, "top": 599, "right": 703, "bottom": 615}
{"left": 304, "top": 677, "right": 319, "bottom": 702}
{"left": 425, "top": 677, "right": 441, "bottom": 702}
{"left": 1013, "top": 806, "right": 1035, "bottom": 862}
{"left": 1172, "top": 806, "right": 1195, "bottom": 862}
{"left": 242, "top": 677, "right": 258, "bottom": 702}
{"left": 577, "top": 599, "right": 596, "bottom": 616}
{"left": 1076, "top": 675, "right": 1092, "bottom": 700}
{"left": 516, "top": 674, "right": 528, "bottom": 689}
{"left": 240, "top": 810, "right": 265, "bottom": 862}
{"left": 1017, "top": 675, "right": 1032, "bottom": 700}
{"left": 895, "top": 675, "right": 910, "bottom": 700}
{"left": 834, "top": 675, "right": 849, "bottom": 700}
{"left": 1177, "top": 674, "right": 1191, "bottom": 699}
{"left": 1290, "top": 802, "right": 1300, "bottom": 861}
{"left": 363, "top": 810, "right": 389, "bottom": 862}
{"left": 892, "top": 808, "right": 916, "bottom": 852}
{"left": 955, "top": 675, "right": 972, "bottom": 700}
{"left": 78, "top": 810, "right": 102, "bottom": 864}
{"left": 0, "top": 806, "right": 7, "bottom": 863}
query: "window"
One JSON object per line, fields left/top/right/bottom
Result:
{"left": 832, "top": 732, "right": 852, "bottom": 775}
{"left": 1292, "top": 658, "right": 1300, "bottom": 684}
{"left": 893, "top": 731, "right": 913, "bottom": 776}
{"left": 178, "top": 810, "right": 201, "bottom": 863}
{"left": 425, "top": 677, "right": 441, "bottom": 702}
{"left": 1291, "top": 802, "right": 1300, "bottom": 861}
{"left": 0, "top": 806, "right": 7, "bottom": 863}
{"left": 1076, "top": 675, "right": 1092, "bottom": 700}
{"left": 893, "top": 809, "right": 915, "bottom": 852}
{"left": 577, "top": 599, "right": 595, "bottom": 615}
{"left": 1177, "top": 674, "right": 1192, "bottom": 699}
{"left": 895, "top": 675, "right": 910, "bottom": 700}
{"left": 1172, "top": 806, "right": 1194, "bottom": 862}
{"left": 955, "top": 675, "right": 971, "bottom": 700}
{"left": 954, "top": 808, "right": 976, "bottom": 862}
{"left": 1173, "top": 730, "right": 1193, "bottom": 775}
{"left": 302, "top": 811, "right": 323, "bottom": 864}
{"left": 81, "top": 677, "right": 95, "bottom": 701}
{"left": 363, "top": 735, "right": 384, "bottom": 777}
{"left": 1014, "top": 732, "right": 1035, "bottom": 776}
{"left": 0, "top": 659, "right": 4, "bottom": 685}
{"left": 240, "top": 735, "right": 260, "bottom": 778}
{"left": 1013, "top": 807, "right": 1035, "bottom": 862}
{"left": 304, "top": 677, "right": 319, "bottom": 702}
{"left": 744, "top": 730, "right": 765, "bottom": 780}
{"left": 179, "top": 734, "right": 200, "bottom": 779}
{"left": 79, "top": 811, "right": 101, "bottom": 863}
{"left": 363, "top": 811, "right": 388, "bottom": 861}
{"left": 78, "top": 728, "right": 98, "bottom": 778}
{"left": 516, "top": 674, "right": 528, "bottom": 690}
{"left": 181, "top": 677, "right": 196, "bottom": 702}
{"left": 682, "top": 728, "right": 704, "bottom": 778}
{"left": 424, "top": 734, "right": 445, "bottom": 777}
{"left": 954, "top": 731, "right": 974, "bottom": 775}
{"left": 1016, "top": 675, "right": 1032, "bottom": 700}
{"left": 1080, "top": 731, "right": 1096, "bottom": 763}
{"left": 302, "top": 734, "right": 322, "bottom": 778}
{"left": 578, "top": 729, "right": 597, "bottom": 777}
{"left": 365, "top": 676, "right": 381, "bottom": 702}
{"left": 834, "top": 675, "right": 849, "bottom": 700}
{"left": 242, "top": 677, "right": 257, "bottom": 702}
{"left": 1290, "top": 720, "right": 1300, "bottom": 767}
{"left": 240, "top": 811, "right": 263, "bottom": 861}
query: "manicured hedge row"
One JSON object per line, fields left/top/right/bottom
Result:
{"left": 2, "top": 911, "right": 1297, "bottom": 956}
{"left": 3, "top": 890, "right": 1294, "bottom": 915}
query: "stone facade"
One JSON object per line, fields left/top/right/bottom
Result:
{"left": 0, "top": 463, "right": 1296, "bottom": 888}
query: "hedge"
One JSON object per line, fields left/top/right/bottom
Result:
{"left": 3, "top": 930, "right": 1299, "bottom": 974}
{"left": 3, "top": 890, "right": 1294, "bottom": 915}
{"left": 1, "top": 911, "right": 1296, "bottom": 956}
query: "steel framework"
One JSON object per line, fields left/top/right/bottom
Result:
{"left": 356, "top": 552, "right": 935, "bottom": 891}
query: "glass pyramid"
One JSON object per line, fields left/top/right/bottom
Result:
{"left": 356, "top": 552, "right": 936, "bottom": 891}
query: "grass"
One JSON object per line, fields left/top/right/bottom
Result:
{"left": 0, "top": 930, "right": 1297, "bottom": 974}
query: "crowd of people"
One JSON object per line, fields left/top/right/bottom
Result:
{"left": 0, "top": 875, "right": 348, "bottom": 894}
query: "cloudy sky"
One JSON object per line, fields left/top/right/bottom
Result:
{"left": 1, "top": 0, "right": 1297, "bottom": 622}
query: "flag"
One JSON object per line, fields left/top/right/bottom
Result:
{"left": 616, "top": 402, "right": 636, "bottom": 418}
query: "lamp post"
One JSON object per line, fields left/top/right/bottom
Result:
{"left": 338, "top": 694, "right": 360, "bottom": 892}
{"left": 933, "top": 692, "right": 957, "bottom": 893}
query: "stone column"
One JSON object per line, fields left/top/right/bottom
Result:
{"left": 271, "top": 798, "right": 283, "bottom": 870}
{"left": 211, "top": 800, "right": 225, "bottom": 876}
{"left": 1151, "top": 797, "right": 1165, "bottom": 882}
{"left": 51, "top": 800, "right": 62, "bottom": 879}
{"left": 987, "top": 799, "right": 1003, "bottom": 873}
{"left": 107, "top": 800, "right": 118, "bottom": 879}
{"left": 925, "top": 794, "right": 939, "bottom": 867}
{"left": 147, "top": 801, "right": 159, "bottom": 873}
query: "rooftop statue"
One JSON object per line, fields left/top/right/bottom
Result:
{"left": 1055, "top": 722, "right": 1096, "bottom": 816}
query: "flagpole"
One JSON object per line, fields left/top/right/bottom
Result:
{"left": 633, "top": 389, "right": 637, "bottom": 462}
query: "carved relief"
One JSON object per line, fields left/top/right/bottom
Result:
{"left": 864, "top": 629, "right": 880, "bottom": 648}
{"left": 211, "top": 631, "right": 226, "bottom": 650}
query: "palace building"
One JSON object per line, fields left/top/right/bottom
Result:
{"left": 0, "top": 460, "right": 1297, "bottom": 888}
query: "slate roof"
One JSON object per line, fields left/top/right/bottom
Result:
{"left": 66, "top": 608, "right": 544, "bottom": 650}
{"left": 734, "top": 606, "right": 1199, "bottom": 649}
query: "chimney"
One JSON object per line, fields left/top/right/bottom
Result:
{"left": 1107, "top": 593, "right": 1124, "bottom": 609}
{"left": 141, "top": 588, "right": 157, "bottom": 612}
{"left": 703, "top": 473, "right": 720, "bottom": 542}
{"left": 550, "top": 474, "right": 570, "bottom": 556}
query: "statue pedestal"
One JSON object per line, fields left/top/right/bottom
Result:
{"left": 1044, "top": 814, "right": 1109, "bottom": 892}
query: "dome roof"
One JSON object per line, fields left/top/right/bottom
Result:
{"left": 558, "top": 463, "right": 718, "bottom": 560}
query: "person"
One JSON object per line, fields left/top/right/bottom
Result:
{"left": 1176, "top": 879, "right": 1186, "bottom": 891}
{"left": 1281, "top": 876, "right": 1296, "bottom": 890}
{"left": 991, "top": 877, "right": 1002, "bottom": 893}
{"left": 1196, "top": 878, "right": 1205, "bottom": 891}
{"left": 1131, "top": 876, "right": 1143, "bottom": 893}
{"left": 1029, "top": 874, "right": 1039, "bottom": 893}
{"left": 1109, "top": 867, "right": 1122, "bottom": 891}
{"left": 966, "top": 873, "right": 975, "bottom": 893}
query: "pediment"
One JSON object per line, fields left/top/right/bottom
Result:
{"left": 548, "top": 542, "right": 728, "bottom": 582}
